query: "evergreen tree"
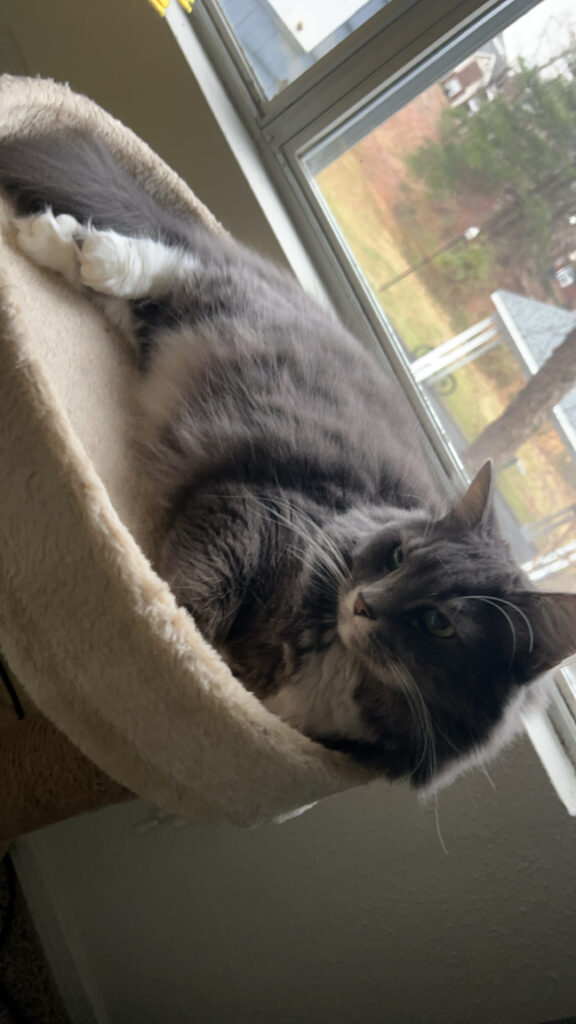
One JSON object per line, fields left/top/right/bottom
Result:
{"left": 406, "top": 60, "right": 576, "bottom": 274}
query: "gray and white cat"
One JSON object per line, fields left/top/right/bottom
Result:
{"left": 1, "top": 133, "right": 575, "bottom": 791}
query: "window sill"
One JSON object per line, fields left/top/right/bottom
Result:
{"left": 523, "top": 699, "right": 576, "bottom": 816}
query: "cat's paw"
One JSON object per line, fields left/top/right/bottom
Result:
{"left": 79, "top": 232, "right": 141, "bottom": 298}
{"left": 15, "top": 210, "right": 83, "bottom": 282}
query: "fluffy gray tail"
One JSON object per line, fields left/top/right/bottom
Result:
{"left": 0, "top": 132, "right": 190, "bottom": 245}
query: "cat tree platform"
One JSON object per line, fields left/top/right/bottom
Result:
{"left": 0, "top": 75, "right": 375, "bottom": 840}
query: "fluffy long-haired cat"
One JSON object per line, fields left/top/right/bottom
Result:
{"left": 0, "top": 133, "right": 574, "bottom": 792}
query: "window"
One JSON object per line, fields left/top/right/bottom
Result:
{"left": 304, "top": 1, "right": 576, "bottom": 596}
{"left": 215, "top": 0, "right": 393, "bottom": 97}
{"left": 168, "top": 0, "right": 576, "bottom": 805}
{"left": 553, "top": 665, "right": 576, "bottom": 758}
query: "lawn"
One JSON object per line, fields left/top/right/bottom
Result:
{"left": 317, "top": 152, "right": 456, "bottom": 351}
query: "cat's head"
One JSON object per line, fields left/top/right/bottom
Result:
{"left": 334, "top": 462, "right": 576, "bottom": 788}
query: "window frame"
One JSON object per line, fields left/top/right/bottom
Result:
{"left": 177, "top": 0, "right": 548, "bottom": 480}
{"left": 165, "top": 0, "right": 576, "bottom": 811}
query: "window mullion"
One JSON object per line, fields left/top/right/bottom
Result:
{"left": 192, "top": 0, "right": 269, "bottom": 111}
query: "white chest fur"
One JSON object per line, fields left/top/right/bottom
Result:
{"left": 262, "top": 641, "right": 369, "bottom": 741}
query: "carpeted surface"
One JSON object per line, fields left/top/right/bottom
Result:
{"left": 0, "top": 852, "right": 70, "bottom": 1024}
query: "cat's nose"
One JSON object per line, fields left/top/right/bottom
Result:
{"left": 354, "top": 591, "right": 375, "bottom": 619}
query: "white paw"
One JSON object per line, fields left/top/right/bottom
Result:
{"left": 16, "top": 210, "right": 83, "bottom": 282}
{"left": 79, "top": 232, "right": 141, "bottom": 297}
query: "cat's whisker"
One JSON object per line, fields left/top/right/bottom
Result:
{"left": 390, "top": 659, "right": 436, "bottom": 782}
{"left": 288, "top": 526, "right": 345, "bottom": 590}
{"left": 486, "top": 596, "right": 534, "bottom": 654}
{"left": 416, "top": 516, "right": 430, "bottom": 548}
{"left": 253, "top": 496, "right": 348, "bottom": 589}
{"left": 287, "top": 503, "right": 349, "bottom": 575}
{"left": 287, "top": 543, "right": 341, "bottom": 602}
{"left": 268, "top": 495, "right": 349, "bottom": 577}
{"left": 462, "top": 594, "right": 534, "bottom": 653}
{"left": 185, "top": 488, "right": 350, "bottom": 592}
{"left": 431, "top": 719, "right": 465, "bottom": 759}
{"left": 433, "top": 792, "right": 449, "bottom": 856}
{"left": 458, "top": 595, "right": 520, "bottom": 667}
{"left": 393, "top": 652, "right": 446, "bottom": 846}
{"left": 477, "top": 760, "right": 496, "bottom": 791}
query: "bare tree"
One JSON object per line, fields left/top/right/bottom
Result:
{"left": 464, "top": 326, "right": 576, "bottom": 471}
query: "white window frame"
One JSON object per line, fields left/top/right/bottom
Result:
{"left": 165, "top": 0, "right": 576, "bottom": 812}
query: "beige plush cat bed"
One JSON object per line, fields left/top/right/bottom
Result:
{"left": 0, "top": 75, "right": 374, "bottom": 839}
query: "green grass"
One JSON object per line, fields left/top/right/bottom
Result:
{"left": 317, "top": 159, "right": 458, "bottom": 352}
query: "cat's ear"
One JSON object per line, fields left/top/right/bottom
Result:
{"left": 441, "top": 461, "right": 495, "bottom": 532}
{"left": 517, "top": 591, "right": 576, "bottom": 681}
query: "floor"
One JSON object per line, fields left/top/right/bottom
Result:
{"left": 0, "top": 655, "right": 71, "bottom": 1024}
{"left": 0, "top": 851, "right": 70, "bottom": 1024}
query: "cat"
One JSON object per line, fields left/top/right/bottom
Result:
{"left": 0, "top": 132, "right": 575, "bottom": 793}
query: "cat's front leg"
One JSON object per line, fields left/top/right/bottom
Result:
{"left": 15, "top": 210, "right": 136, "bottom": 338}
{"left": 15, "top": 209, "right": 85, "bottom": 284}
{"left": 159, "top": 495, "right": 265, "bottom": 646}
{"left": 16, "top": 211, "right": 199, "bottom": 301}
{"left": 78, "top": 231, "right": 199, "bottom": 299}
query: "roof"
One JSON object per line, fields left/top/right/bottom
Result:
{"left": 492, "top": 289, "right": 576, "bottom": 434}
{"left": 480, "top": 37, "right": 509, "bottom": 86}
{"left": 441, "top": 36, "right": 509, "bottom": 98}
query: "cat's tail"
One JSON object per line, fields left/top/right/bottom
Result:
{"left": 0, "top": 132, "right": 191, "bottom": 245}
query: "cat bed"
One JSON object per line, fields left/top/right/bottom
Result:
{"left": 0, "top": 75, "right": 375, "bottom": 837}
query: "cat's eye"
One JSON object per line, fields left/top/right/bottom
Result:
{"left": 421, "top": 608, "right": 455, "bottom": 639}
{"left": 388, "top": 545, "right": 404, "bottom": 571}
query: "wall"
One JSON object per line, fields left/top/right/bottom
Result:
{"left": 0, "top": 0, "right": 287, "bottom": 262}
{"left": 18, "top": 746, "right": 576, "bottom": 1024}
{"left": 3, "top": 1, "right": 576, "bottom": 1022}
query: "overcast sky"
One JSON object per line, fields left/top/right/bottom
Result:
{"left": 503, "top": 0, "right": 576, "bottom": 67}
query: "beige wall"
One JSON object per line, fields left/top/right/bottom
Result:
{"left": 0, "top": 0, "right": 286, "bottom": 262}
{"left": 20, "top": 744, "right": 576, "bottom": 1024}
{"left": 3, "top": 1, "right": 576, "bottom": 1022}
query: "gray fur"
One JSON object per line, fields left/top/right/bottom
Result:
{"left": 1, "top": 132, "right": 575, "bottom": 789}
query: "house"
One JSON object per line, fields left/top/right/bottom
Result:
{"left": 493, "top": 289, "right": 576, "bottom": 448}
{"left": 413, "top": 289, "right": 576, "bottom": 445}
{"left": 549, "top": 257, "right": 576, "bottom": 308}
{"left": 440, "top": 36, "right": 508, "bottom": 110}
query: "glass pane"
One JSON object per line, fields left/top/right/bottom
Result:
{"left": 215, "top": 0, "right": 392, "bottom": 98}
{"left": 305, "top": 0, "right": 576, "bottom": 590}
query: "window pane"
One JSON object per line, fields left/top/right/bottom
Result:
{"left": 305, "top": 0, "right": 576, "bottom": 589}
{"left": 215, "top": 0, "right": 392, "bottom": 98}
